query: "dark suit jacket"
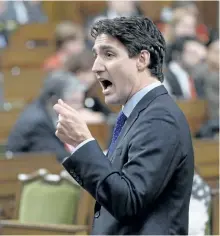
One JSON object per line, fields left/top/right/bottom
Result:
{"left": 7, "top": 99, "right": 69, "bottom": 162}
{"left": 63, "top": 86, "right": 194, "bottom": 235}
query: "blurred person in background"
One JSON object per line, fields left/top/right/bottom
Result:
{"left": 171, "top": 0, "right": 210, "bottom": 42}
{"left": 0, "top": 0, "right": 47, "bottom": 48}
{"left": 6, "top": 70, "right": 103, "bottom": 162}
{"left": 162, "top": 1, "right": 209, "bottom": 64}
{"left": 166, "top": 9, "right": 197, "bottom": 43}
{"left": 171, "top": 0, "right": 199, "bottom": 18}
{"left": 0, "top": 0, "right": 47, "bottom": 24}
{"left": 64, "top": 49, "right": 111, "bottom": 117}
{"left": 164, "top": 9, "right": 198, "bottom": 64}
{"left": 161, "top": 1, "right": 209, "bottom": 44}
{"left": 99, "top": 0, "right": 143, "bottom": 19}
{"left": 85, "top": 0, "right": 143, "bottom": 49}
{"left": 163, "top": 36, "right": 207, "bottom": 99}
{"left": 43, "top": 21, "right": 85, "bottom": 72}
{"left": 193, "top": 32, "right": 219, "bottom": 139}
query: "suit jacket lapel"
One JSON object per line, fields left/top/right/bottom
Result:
{"left": 108, "top": 85, "right": 168, "bottom": 161}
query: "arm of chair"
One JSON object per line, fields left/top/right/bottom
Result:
{"left": 0, "top": 220, "right": 88, "bottom": 235}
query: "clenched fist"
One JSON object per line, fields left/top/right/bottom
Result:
{"left": 53, "top": 99, "right": 93, "bottom": 147}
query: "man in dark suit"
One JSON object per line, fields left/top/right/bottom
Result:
{"left": 7, "top": 70, "right": 85, "bottom": 162}
{"left": 54, "top": 16, "right": 194, "bottom": 234}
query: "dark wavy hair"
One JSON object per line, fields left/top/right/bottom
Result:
{"left": 91, "top": 16, "right": 166, "bottom": 82}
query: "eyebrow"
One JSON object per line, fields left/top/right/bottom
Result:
{"left": 92, "top": 45, "right": 116, "bottom": 54}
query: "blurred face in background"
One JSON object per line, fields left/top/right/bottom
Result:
{"left": 76, "top": 69, "right": 96, "bottom": 89}
{"left": 63, "top": 82, "right": 85, "bottom": 110}
{"left": 63, "top": 38, "right": 85, "bottom": 56}
{"left": 180, "top": 3, "right": 199, "bottom": 17}
{"left": 108, "top": 0, "right": 136, "bottom": 15}
{"left": 207, "top": 40, "right": 219, "bottom": 71}
{"left": 181, "top": 40, "right": 207, "bottom": 72}
{"left": 174, "top": 14, "right": 197, "bottom": 38}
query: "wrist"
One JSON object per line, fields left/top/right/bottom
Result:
{"left": 74, "top": 134, "right": 93, "bottom": 147}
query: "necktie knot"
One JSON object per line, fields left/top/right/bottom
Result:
{"left": 108, "top": 111, "right": 127, "bottom": 155}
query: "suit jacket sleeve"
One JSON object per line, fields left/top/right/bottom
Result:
{"left": 7, "top": 116, "right": 31, "bottom": 152}
{"left": 62, "top": 113, "right": 181, "bottom": 223}
{"left": 31, "top": 124, "right": 70, "bottom": 162}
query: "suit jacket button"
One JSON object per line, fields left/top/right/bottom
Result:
{"left": 94, "top": 211, "right": 100, "bottom": 218}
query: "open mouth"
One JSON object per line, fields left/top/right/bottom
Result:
{"left": 100, "top": 80, "right": 113, "bottom": 90}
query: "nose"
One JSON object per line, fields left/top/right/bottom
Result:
{"left": 92, "top": 57, "right": 105, "bottom": 74}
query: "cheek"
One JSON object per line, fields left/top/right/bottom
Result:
{"left": 183, "top": 53, "right": 192, "bottom": 63}
{"left": 183, "top": 53, "right": 199, "bottom": 66}
{"left": 108, "top": 62, "right": 134, "bottom": 91}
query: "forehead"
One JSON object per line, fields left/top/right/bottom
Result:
{"left": 92, "top": 34, "right": 126, "bottom": 53}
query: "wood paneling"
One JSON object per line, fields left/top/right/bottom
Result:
{"left": 196, "top": 1, "right": 219, "bottom": 29}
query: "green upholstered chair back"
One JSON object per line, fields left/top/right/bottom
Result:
{"left": 0, "top": 142, "right": 6, "bottom": 155}
{"left": 18, "top": 169, "right": 81, "bottom": 225}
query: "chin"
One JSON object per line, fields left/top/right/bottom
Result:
{"left": 104, "top": 95, "right": 123, "bottom": 106}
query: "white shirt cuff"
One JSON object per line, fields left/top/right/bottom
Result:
{"left": 71, "top": 138, "right": 95, "bottom": 154}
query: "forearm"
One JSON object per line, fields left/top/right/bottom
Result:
{"left": 62, "top": 140, "right": 140, "bottom": 223}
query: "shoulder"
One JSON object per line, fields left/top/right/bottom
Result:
{"left": 43, "top": 53, "right": 62, "bottom": 71}
{"left": 16, "top": 101, "right": 48, "bottom": 128}
{"left": 134, "top": 94, "right": 189, "bottom": 137}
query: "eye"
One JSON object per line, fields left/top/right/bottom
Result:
{"left": 105, "top": 51, "right": 114, "bottom": 59}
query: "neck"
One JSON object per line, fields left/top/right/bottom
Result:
{"left": 125, "top": 75, "right": 159, "bottom": 105}
{"left": 137, "top": 74, "right": 159, "bottom": 90}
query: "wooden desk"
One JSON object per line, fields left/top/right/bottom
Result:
{"left": 177, "top": 100, "right": 208, "bottom": 135}
{"left": 0, "top": 107, "right": 24, "bottom": 141}
{"left": 193, "top": 139, "right": 219, "bottom": 186}
{"left": 1, "top": 47, "right": 54, "bottom": 68}
{"left": 0, "top": 220, "right": 88, "bottom": 235}
{"left": 9, "top": 23, "right": 56, "bottom": 47}
{"left": 3, "top": 68, "right": 45, "bottom": 102}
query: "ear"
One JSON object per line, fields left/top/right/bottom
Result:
{"left": 136, "top": 50, "right": 150, "bottom": 71}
